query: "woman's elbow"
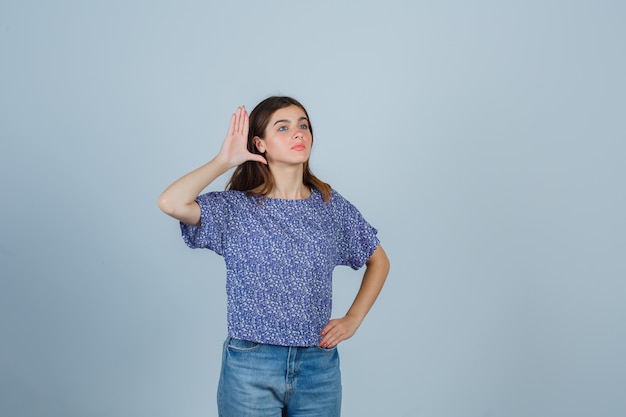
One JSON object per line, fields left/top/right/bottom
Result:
{"left": 157, "top": 195, "right": 200, "bottom": 226}
{"left": 157, "top": 193, "right": 175, "bottom": 216}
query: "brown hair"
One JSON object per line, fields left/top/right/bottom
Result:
{"left": 226, "top": 96, "right": 332, "bottom": 202}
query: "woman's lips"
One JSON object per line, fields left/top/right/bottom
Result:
{"left": 291, "top": 144, "right": 306, "bottom": 151}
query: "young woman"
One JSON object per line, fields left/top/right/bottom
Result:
{"left": 158, "top": 96, "right": 390, "bottom": 416}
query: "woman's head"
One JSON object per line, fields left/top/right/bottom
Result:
{"left": 248, "top": 96, "right": 313, "bottom": 145}
{"left": 227, "top": 96, "right": 331, "bottom": 201}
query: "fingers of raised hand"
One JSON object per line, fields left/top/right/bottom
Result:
{"left": 235, "top": 106, "right": 248, "bottom": 134}
{"left": 220, "top": 106, "right": 264, "bottom": 167}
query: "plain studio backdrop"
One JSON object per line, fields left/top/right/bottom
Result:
{"left": 1, "top": 1, "right": 624, "bottom": 416}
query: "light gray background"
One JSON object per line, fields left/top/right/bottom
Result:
{"left": 1, "top": 1, "right": 625, "bottom": 416}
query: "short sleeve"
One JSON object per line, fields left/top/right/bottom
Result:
{"left": 333, "top": 192, "right": 380, "bottom": 270}
{"left": 180, "top": 192, "right": 229, "bottom": 255}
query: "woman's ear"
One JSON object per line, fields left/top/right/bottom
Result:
{"left": 254, "top": 136, "right": 265, "bottom": 153}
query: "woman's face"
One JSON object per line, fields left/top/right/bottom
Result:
{"left": 254, "top": 105, "right": 312, "bottom": 166}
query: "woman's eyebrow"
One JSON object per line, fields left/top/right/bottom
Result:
{"left": 273, "top": 116, "right": 309, "bottom": 126}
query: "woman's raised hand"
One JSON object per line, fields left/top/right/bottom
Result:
{"left": 218, "top": 106, "right": 267, "bottom": 167}
{"left": 158, "top": 106, "right": 267, "bottom": 225}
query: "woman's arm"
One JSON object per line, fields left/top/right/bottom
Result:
{"left": 157, "top": 106, "right": 266, "bottom": 226}
{"left": 320, "top": 245, "right": 390, "bottom": 348}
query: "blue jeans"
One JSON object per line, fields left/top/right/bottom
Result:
{"left": 217, "top": 338, "right": 342, "bottom": 417}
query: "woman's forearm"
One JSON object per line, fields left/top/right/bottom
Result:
{"left": 320, "top": 245, "right": 390, "bottom": 348}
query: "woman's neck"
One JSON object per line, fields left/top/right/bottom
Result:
{"left": 267, "top": 164, "right": 310, "bottom": 200}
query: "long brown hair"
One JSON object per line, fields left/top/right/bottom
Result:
{"left": 226, "top": 96, "right": 332, "bottom": 202}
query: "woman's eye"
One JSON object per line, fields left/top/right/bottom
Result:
{"left": 278, "top": 126, "right": 288, "bottom": 131}
{"left": 299, "top": 124, "right": 309, "bottom": 130}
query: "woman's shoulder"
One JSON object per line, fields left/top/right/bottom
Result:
{"left": 197, "top": 189, "right": 258, "bottom": 206}
{"left": 328, "top": 188, "right": 349, "bottom": 204}
{"left": 326, "top": 188, "right": 368, "bottom": 215}
{"left": 320, "top": 188, "right": 355, "bottom": 214}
